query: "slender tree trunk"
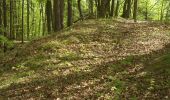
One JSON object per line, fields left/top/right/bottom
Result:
{"left": 0, "top": 1, "right": 2, "bottom": 36}
{"left": 53, "top": 0, "right": 61, "bottom": 31}
{"left": 160, "top": 0, "right": 164, "bottom": 21}
{"left": 115, "top": 0, "right": 120, "bottom": 17}
{"left": 89, "top": 0, "right": 94, "bottom": 18}
{"left": 100, "top": 0, "right": 106, "bottom": 18}
{"left": 31, "top": 4, "right": 35, "bottom": 37}
{"left": 67, "top": 0, "right": 72, "bottom": 26}
{"left": 3, "top": 0, "right": 7, "bottom": 52}
{"left": 106, "top": 0, "right": 111, "bottom": 18}
{"left": 27, "top": 0, "right": 30, "bottom": 39}
{"left": 41, "top": 4, "right": 45, "bottom": 36}
{"left": 122, "top": 0, "right": 131, "bottom": 18}
{"left": 110, "top": 0, "right": 115, "bottom": 17}
{"left": 39, "top": 3, "right": 42, "bottom": 36}
{"left": 145, "top": 0, "right": 148, "bottom": 20}
{"left": 78, "top": 0, "right": 83, "bottom": 20}
{"left": 122, "top": 0, "right": 128, "bottom": 18}
{"left": 16, "top": 0, "right": 21, "bottom": 40}
{"left": 133, "top": 0, "right": 138, "bottom": 22}
{"left": 22, "top": 0, "right": 24, "bottom": 43}
{"left": 46, "top": 0, "right": 52, "bottom": 33}
{"left": 10, "top": 0, "right": 13, "bottom": 39}
{"left": 13, "top": 0, "right": 17, "bottom": 39}
{"left": 60, "top": 0, "right": 64, "bottom": 29}
{"left": 126, "top": 0, "right": 131, "bottom": 18}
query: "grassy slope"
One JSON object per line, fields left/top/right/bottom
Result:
{"left": 0, "top": 19, "right": 170, "bottom": 99}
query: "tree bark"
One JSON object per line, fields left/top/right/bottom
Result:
{"left": 0, "top": 1, "right": 2, "bottom": 36}
{"left": 115, "top": 0, "right": 120, "bottom": 17}
{"left": 53, "top": 0, "right": 61, "bottom": 31}
{"left": 67, "top": 0, "right": 72, "bottom": 26}
{"left": 46, "top": 0, "right": 52, "bottom": 33}
{"left": 126, "top": 0, "right": 131, "bottom": 18}
{"left": 122, "top": 0, "right": 131, "bottom": 18}
{"left": 89, "top": 0, "right": 94, "bottom": 18}
{"left": 10, "top": 0, "right": 14, "bottom": 39}
{"left": 27, "top": 0, "right": 30, "bottom": 39}
{"left": 145, "top": 0, "right": 148, "bottom": 20}
{"left": 133, "top": 0, "right": 138, "bottom": 22}
{"left": 60, "top": 0, "right": 64, "bottom": 29}
{"left": 3, "top": 0, "right": 7, "bottom": 52}
{"left": 78, "top": 0, "right": 83, "bottom": 20}
{"left": 160, "top": 0, "right": 164, "bottom": 21}
{"left": 110, "top": 0, "right": 115, "bottom": 17}
{"left": 22, "top": 0, "right": 24, "bottom": 43}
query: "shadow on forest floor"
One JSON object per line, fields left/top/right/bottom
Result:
{"left": 0, "top": 19, "right": 170, "bottom": 99}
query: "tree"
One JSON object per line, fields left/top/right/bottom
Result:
{"left": 22, "top": 0, "right": 24, "bottom": 43}
{"left": 145, "top": 0, "right": 149, "bottom": 20}
{"left": 10, "top": 0, "right": 14, "bottom": 39}
{"left": 133, "top": 0, "right": 138, "bottom": 22}
{"left": 122, "top": 0, "right": 131, "bottom": 19}
{"left": 96, "top": 0, "right": 110, "bottom": 18}
{"left": 27, "top": 0, "right": 30, "bottom": 39}
{"left": 53, "top": 0, "right": 61, "bottom": 31}
{"left": 3, "top": 0, "right": 7, "bottom": 52}
{"left": 115, "top": 0, "right": 120, "bottom": 17}
{"left": 60, "top": 0, "right": 64, "bottom": 29}
{"left": 53, "top": 0, "right": 65, "bottom": 32}
{"left": 0, "top": 1, "right": 2, "bottom": 35}
{"left": 46, "top": 0, "right": 52, "bottom": 33}
{"left": 78, "top": 0, "right": 83, "bottom": 20}
{"left": 160, "top": 0, "right": 165, "bottom": 21}
{"left": 67, "top": 0, "right": 73, "bottom": 26}
{"left": 89, "top": 0, "right": 94, "bottom": 18}
{"left": 110, "top": 0, "right": 115, "bottom": 17}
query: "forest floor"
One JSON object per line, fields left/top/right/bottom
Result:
{"left": 0, "top": 19, "right": 170, "bottom": 100}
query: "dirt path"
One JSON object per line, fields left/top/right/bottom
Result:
{"left": 0, "top": 19, "right": 170, "bottom": 100}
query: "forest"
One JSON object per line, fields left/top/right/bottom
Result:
{"left": 0, "top": 0, "right": 170, "bottom": 99}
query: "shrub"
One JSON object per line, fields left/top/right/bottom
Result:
{"left": 0, "top": 35, "right": 14, "bottom": 49}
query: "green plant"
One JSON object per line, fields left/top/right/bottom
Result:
{"left": 0, "top": 35, "right": 14, "bottom": 49}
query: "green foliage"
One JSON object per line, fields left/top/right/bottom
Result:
{"left": 151, "top": 53, "right": 170, "bottom": 74}
{"left": 110, "top": 78, "right": 125, "bottom": 100}
{"left": 121, "top": 56, "right": 134, "bottom": 66}
{"left": 0, "top": 35, "right": 14, "bottom": 49}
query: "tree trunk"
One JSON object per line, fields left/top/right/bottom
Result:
{"left": 145, "top": 0, "right": 148, "bottom": 20}
{"left": 110, "top": 0, "right": 115, "bottom": 17}
{"left": 122, "top": 0, "right": 128, "bottom": 18}
{"left": 27, "top": 0, "right": 30, "bottom": 39}
{"left": 78, "top": 0, "right": 83, "bottom": 20}
{"left": 0, "top": 1, "right": 2, "bottom": 36}
{"left": 126, "top": 0, "right": 131, "bottom": 18}
{"left": 100, "top": 0, "right": 106, "bottom": 18}
{"left": 105, "top": 0, "right": 111, "bottom": 18}
{"left": 22, "top": 0, "right": 24, "bottom": 43}
{"left": 46, "top": 0, "right": 52, "bottom": 33}
{"left": 3, "top": 0, "right": 7, "bottom": 52}
{"left": 133, "top": 0, "right": 138, "bottom": 22}
{"left": 53, "top": 0, "right": 61, "bottom": 31}
{"left": 39, "top": 3, "right": 42, "bottom": 36}
{"left": 96, "top": 0, "right": 109, "bottom": 18}
{"left": 160, "top": 0, "right": 164, "bottom": 21}
{"left": 67, "top": 0, "right": 72, "bottom": 26}
{"left": 10, "top": 0, "right": 14, "bottom": 39}
{"left": 122, "top": 0, "right": 131, "bottom": 18}
{"left": 89, "top": 0, "right": 94, "bottom": 18}
{"left": 60, "top": 0, "right": 64, "bottom": 29}
{"left": 115, "top": 0, "right": 120, "bottom": 17}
